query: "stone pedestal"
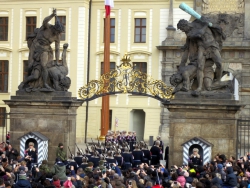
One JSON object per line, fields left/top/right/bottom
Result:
{"left": 4, "top": 91, "right": 83, "bottom": 164}
{"left": 163, "top": 92, "right": 243, "bottom": 167}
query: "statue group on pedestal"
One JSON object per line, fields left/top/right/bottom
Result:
{"left": 170, "top": 5, "right": 233, "bottom": 96}
{"left": 18, "top": 9, "right": 71, "bottom": 92}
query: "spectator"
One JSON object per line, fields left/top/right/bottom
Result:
{"left": 56, "top": 143, "right": 66, "bottom": 162}
{"left": 0, "top": 178, "right": 5, "bottom": 188}
{"left": 5, "top": 144, "right": 18, "bottom": 162}
{"left": 176, "top": 170, "right": 186, "bottom": 188}
{"left": 52, "top": 175, "right": 60, "bottom": 188}
{"left": 51, "top": 159, "right": 67, "bottom": 182}
{"left": 14, "top": 170, "right": 31, "bottom": 188}
{"left": 223, "top": 166, "right": 237, "bottom": 188}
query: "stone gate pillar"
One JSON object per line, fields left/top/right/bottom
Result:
{"left": 4, "top": 91, "right": 83, "bottom": 164}
{"left": 163, "top": 93, "right": 243, "bottom": 167}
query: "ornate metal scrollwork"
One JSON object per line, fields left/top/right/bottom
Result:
{"left": 78, "top": 53, "right": 174, "bottom": 102}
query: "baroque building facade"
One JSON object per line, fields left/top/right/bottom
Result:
{"left": 0, "top": 0, "right": 247, "bottom": 146}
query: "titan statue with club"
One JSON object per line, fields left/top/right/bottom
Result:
{"left": 171, "top": 3, "right": 231, "bottom": 96}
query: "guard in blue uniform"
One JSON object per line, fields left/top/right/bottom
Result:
{"left": 67, "top": 154, "right": 78, "bottom": 173}
{"left": 89, "top": 151, "right": 100, "bottom": 168}
{"left": 141, "top": 142, "right": 151, "bottom": 165}
{"left": 105, "top": 151, "right": 117, "bottom": 168}
{"left": 74, "top": 151, "right": 83, "bottom": 166}
{"left": 121, "top": 147, "right": 133, "bottom": 170}
{"left": 85, "top": 149, "right": 92, "bottom": 160}
{"left": 78, "top": 156, "right": 89, "bottom": 171}
{"left": 132, "top": 144, "right": 143, "bottom": 167}
{"left": 150, "top": 140, "right": 161, "bottom": 165}
{"left": 114, "top": 149, "right": 123, "bottom": 168}
{"left": 153, "top": 136, "right": 164, "bottom": 160}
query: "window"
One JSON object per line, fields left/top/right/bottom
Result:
{"left": 26, "top": 17, "right": 36, "bottom": 39}
{"left": 104, "top": 18, "right": 115, "bottom": 43}
{"left": 0, "top": 17, "right": 8, "bottom": 41}
{"left": 101, "top": 62, "right": 116, "bottom": 75}
{"left": 0, "top": 107, "right": 6, "bottom": 127}
{"left": 57, "top": 16, "right": 66, "bottom": 41}
{"left": 110, "top": 18, "right": 115, "bottom": 43}
{"left": 23, "top": 60, "right": 29, "bottom": 81}
{"left": 134, "top": 18, "right": 146, "bottom": 43}
{"left": 0, "top": 60, "right": 8, "bottom": 92}
{"left": 133, "top": 62, "right": 147, "bottom": 73}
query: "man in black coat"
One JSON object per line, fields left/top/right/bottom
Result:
{"left": 150, "top": 140, "right": 161, "bottom": 165}
{"left": 164, "top": 145, "right": 169, "bottom": 168}
{"left": 6, "top": 144, "right": 19, "bottom": 162}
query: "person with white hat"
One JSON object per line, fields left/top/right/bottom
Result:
{"left": 189, "top": 148, "right": 202, "bottom": 166}
{"left": 24, "top": 142, "right": 37, "bottom": 170}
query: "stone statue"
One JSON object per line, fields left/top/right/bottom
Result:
{"left": 18, "top": 8, "right": 71, "bottom": 92}
{"left": 48, "top": 43, "right": 70, "bottom": 91}
{"left": 170, "top": 17, "right": 232, "bottom": 96}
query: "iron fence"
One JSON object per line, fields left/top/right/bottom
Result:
{"left": 237, "top": 119, "right": 250, "bottom": 158}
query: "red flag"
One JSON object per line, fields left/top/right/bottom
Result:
{"left": 105, "top": 0, "right": 114, "bottom": 17}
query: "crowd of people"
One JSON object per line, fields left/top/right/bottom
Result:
{"left": 0, "top": 131, "right": 249, "bottom": 188}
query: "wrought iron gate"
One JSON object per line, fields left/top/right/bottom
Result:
{"left": 237, "top": 119, "right": 250, "bottom": 158}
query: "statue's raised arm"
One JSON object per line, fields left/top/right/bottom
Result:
{"left": 42, "top": 8, "right": 57, "bottom": 29}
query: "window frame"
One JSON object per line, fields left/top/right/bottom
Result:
{"left": 57, "top": 16, "right": 66, "bottom": 41}
{"left": 134, "top": 18, "right": 146, "bottom": 43}
{"left": 0, "top": 17, "right": 8, "bottom": 41}
{"left": 133, "top": 62, "right": 147, "bottom": 74}
{"left": 0, "top": 60, "right": 8, "bottom": 93}
{"left": 26, "top": 16, "right": 37, "bottom": 39}
{"left": 101, "top": 62, "right": 116, "bottom": 75}
{"left": 0, "top": 107, "right": 6, "bottom": 127}
{"left": 103, "top": 18, "right": 116, "bottom": 43}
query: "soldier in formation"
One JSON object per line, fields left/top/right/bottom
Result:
{"left": 61, "top": 131, "right": 164, "bottom": 172}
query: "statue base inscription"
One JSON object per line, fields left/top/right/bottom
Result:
{"left": 4, "top": 91, "right": 83, "bottom": 164}
{"left": 163, "top": 93, "right": 243, "bottom": 167}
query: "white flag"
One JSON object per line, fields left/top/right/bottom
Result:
{"left": 115, "top": 117, "right": 119, "bottom": 127}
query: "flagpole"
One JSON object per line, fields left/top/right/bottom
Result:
{"left": 100, "top": 4, "right": 111, "bottom": 140}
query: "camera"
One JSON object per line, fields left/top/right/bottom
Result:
{"left": 129, "top": 181, "right": 132, "bottom": 186}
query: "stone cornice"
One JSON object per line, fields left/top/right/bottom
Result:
{"left": 96, "top": 50, "right": 120, "bottom": 56}
{"left": 156, "top": 45, "right": 250, "bottom": 50}
{"left": 0, "top": 47, "right": 12, "bottom": 52}
{"left": 128, "top": 50, "right": 152, "bottom": 56}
